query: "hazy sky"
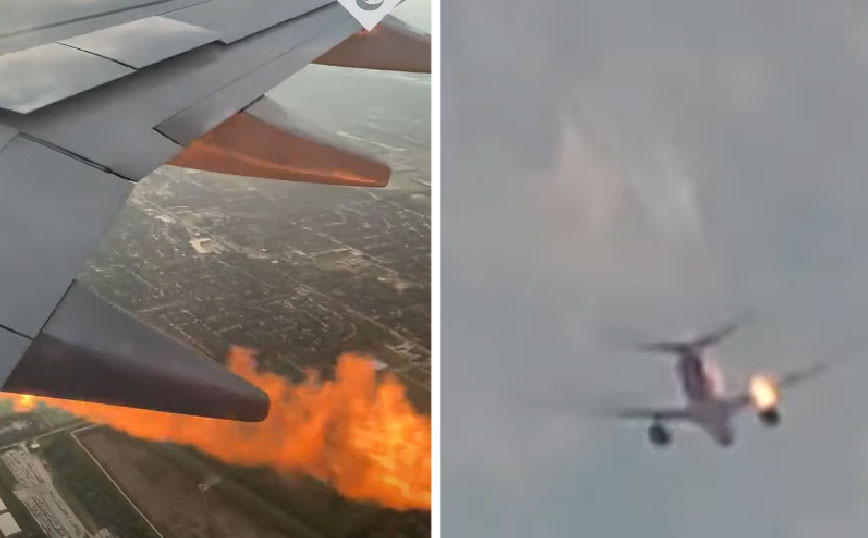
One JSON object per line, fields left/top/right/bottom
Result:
{"left": 444, "top": 2, "right": 868, "bottom": 537}
{"left": 392, "top": 0, "right": 430, "bottom": 32}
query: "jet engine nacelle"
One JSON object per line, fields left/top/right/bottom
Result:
{"left": 758, "top": 407, "right": 781, "bottom": 427}
{"left": 648, "top": 422, "right": 672, "bottom": 446}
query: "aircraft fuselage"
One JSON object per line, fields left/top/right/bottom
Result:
{"left": 676, "top": 352, "right": 736, "bottom": 446}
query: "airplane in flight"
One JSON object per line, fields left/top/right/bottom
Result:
{"left": 615, "top": 317, "right": 853, "bottom": 447}
{"left": 0, "top": 0, "right": 430, "bottom": 422}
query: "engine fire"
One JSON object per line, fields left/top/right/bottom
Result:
{"left": 749, "top": 374, "right": 781, "bottom": 427}
{"left": 0, "top": 347, "right": 431, "bottom": 511}
{"left": 749, "top": 374, "right": 779, "bottom": 410}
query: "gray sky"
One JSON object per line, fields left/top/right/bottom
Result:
{"left": 392, "top": 0, "right": 430, "bottom": 32}
{"left": 444, "top": 1, "right": 868, "bottom": 537}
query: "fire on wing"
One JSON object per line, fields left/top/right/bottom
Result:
{"left": 749, "top": 374, "right": 782, "bottom": 427}
{"left": 4, "top": 347, "right": 431, "bottom": 510}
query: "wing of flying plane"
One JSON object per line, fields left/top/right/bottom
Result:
{"left": 0, "top": 0, "right": 430, "bottom": 421}
{"left": 724, "top": 360, "right": 842, "bottom": 413}
{"left": 614, "top": 406, "right": 691, "bottom": 421}
{"left": 724, "top": 342, "right": 867, "bottom": 416}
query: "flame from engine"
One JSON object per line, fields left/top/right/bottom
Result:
{"left": 749, "top": 374, "right": 779, "bottom": 411}
{"left": 17, "top": 394, "right": 34, "bottom": 411}
{"left": 0, "top": 347, "right": 431, "bottom": 511}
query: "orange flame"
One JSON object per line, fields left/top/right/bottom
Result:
{"left": 17, "top": 394, "right": 34, "bottom": 411}
{"left": 2, "top": 348, "right": 431, "bottom": 510}
{"left": 749, "top": 374, "right": 779, "bottom": 411}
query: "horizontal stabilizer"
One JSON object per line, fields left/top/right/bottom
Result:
{"left": 168, "top": 97, "right": 391, "bottom": 187}
{"left": 2, "top": 282, "right": 269, "bottom": 422}
{"left": 314, "top": 15, "right": 431, "bottom": 73}
{"left": 635, "top": 342, "right": 694, "bottom": 355}
{"left": 635, "top": 312, "right": 753, "bottom": 356}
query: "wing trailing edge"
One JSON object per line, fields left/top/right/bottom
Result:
{"left": 2, "top": 282, "right": 270, "bottom": 422}
{"left": 314, "top": 15, "right": 431, "bottom": 73}
{"left": 168, "top": 96, "right": 391, "bottom": 187}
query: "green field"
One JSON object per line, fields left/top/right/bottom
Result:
{"left": 35, "top": 406, "right": 80, "bottom": 429}
{"left": 156, "top": 442, "right": 428, "bottom": 538}
{"left": 39, "top": 434, "right": 160, "bottom": 538}
{"left": 81, "top": 428, "right": 429, "bottom": 538}
{"left": 147, "top": 441, "right": 329, "bottom": 538}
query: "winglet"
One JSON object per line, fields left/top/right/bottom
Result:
{"left": 314, "top": 15, "right": 431, "bottom": 73}
{"left": 2, "top": 282, "right": 270, "bottom": 422}
{"left": 168, "top": 97, "right": 391, "bottom": 187}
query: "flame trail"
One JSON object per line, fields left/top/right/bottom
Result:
{"left": 2, "top": 347, "right": 431, "bottom": 510}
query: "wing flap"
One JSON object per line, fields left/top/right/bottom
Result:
{"left": 156, "top": 7, "right": 357, "bottom": 146}
{"left": 0, "top": 42, "right": 134, "bottom": 113}
{"left": 0, "top": 125, "right": 15, "bottom": 151}
{"left": 59, "top": 15, "right": 219, "bottom": 69}
{"left": 0, "top": 3, "right": 356, "bottom": 181}
{"left": 0, "top": 0, "right": 192, "bottom": 39}
{"left": 0, "top": 136, "right": 132, "bottom": 336}
{"left": 165, "top": 0, "right": 333, "bottom": 43}
{"left": 0, "top": 0, "right": 212, "bottom": 53}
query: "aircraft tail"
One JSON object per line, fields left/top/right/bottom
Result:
{"left": 635, "top": 312, "right": 752, "bottom": 356}
{"left": 0, "top": 282, "right": 269, "bottom": 422}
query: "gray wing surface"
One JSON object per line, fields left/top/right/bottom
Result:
{"left": 0, "top": 0, "right": 430, "bottom": 421}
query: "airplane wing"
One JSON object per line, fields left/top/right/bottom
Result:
{"left": 614, "top": 406, "right": 691, "bottom": 422}
{"left": 0, "top": 0, "right": 430, "bottom": 421}
{"left": 725, "top": 344, "right": 865, "bottom": 415}
{"left": 611, "top": 360, "right": 829, "bottom": 423}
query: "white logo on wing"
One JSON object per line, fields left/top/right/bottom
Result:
{"left": 337, "top": 0, "right": 401, "bottom": 30}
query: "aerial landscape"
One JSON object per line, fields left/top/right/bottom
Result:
{"left": 0, "top": 5, "right": 431, "bottom": 536}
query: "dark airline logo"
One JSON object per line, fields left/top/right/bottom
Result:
{"left": 356, "top": 0, "right": 385, "bottom": 10}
